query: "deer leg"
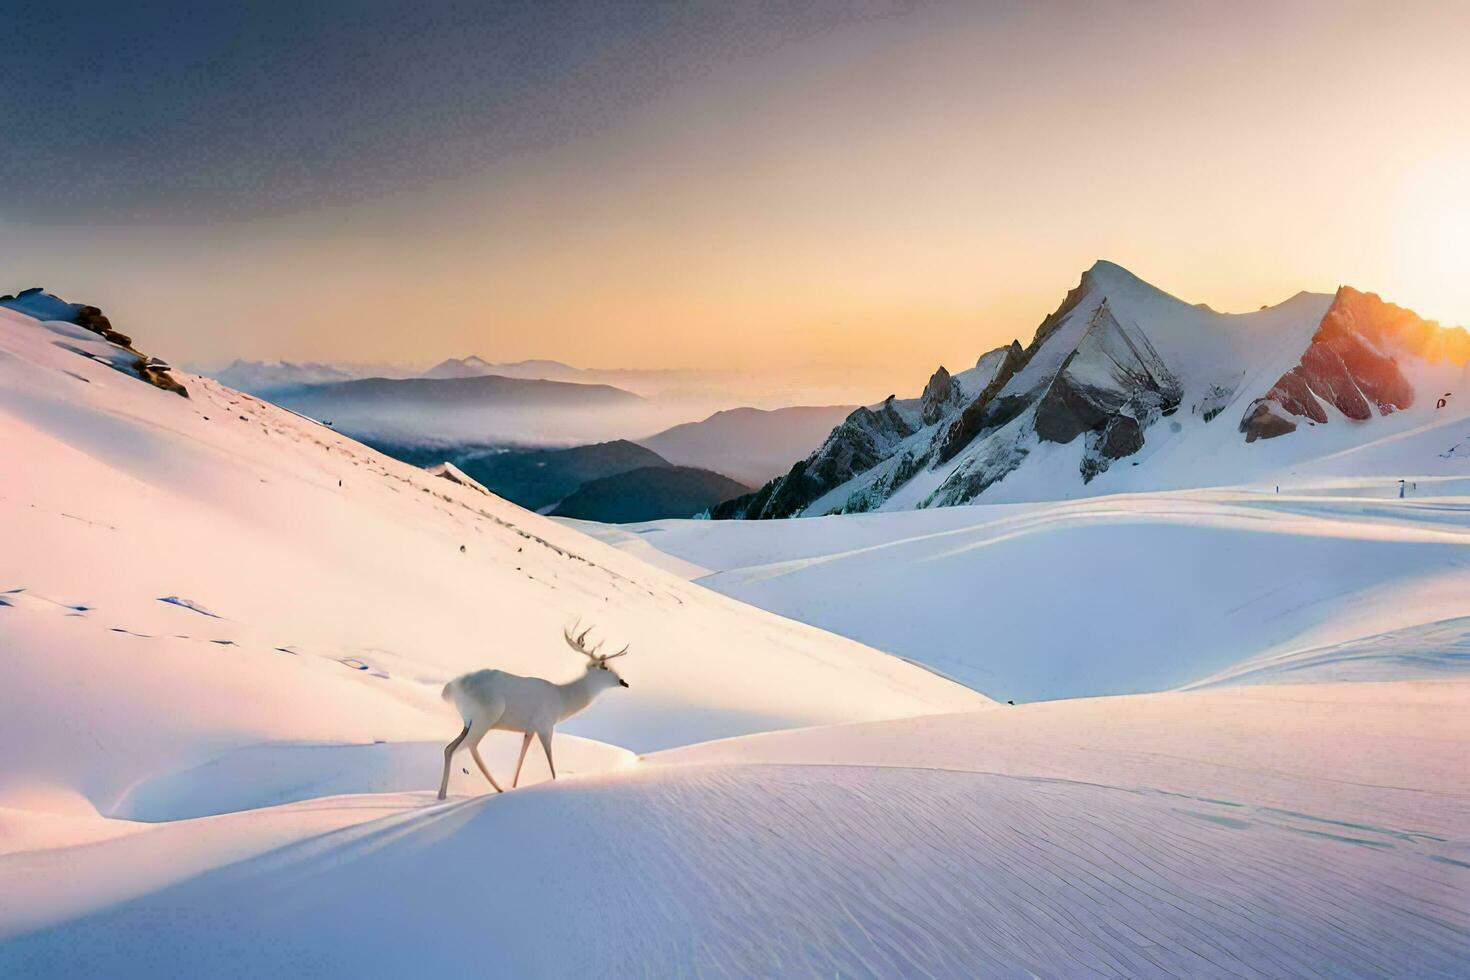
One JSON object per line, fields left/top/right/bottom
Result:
{"left": 465, "top": 718, "right": 504, "bottom": 793}
{"left": 469, "top": 743, "right": 504, "bottom": 794}
{"left": 538, "top": 729, "right": 557, "bottom": 780}
{"left": 438, "top": 723, "right": 470, "bottom": 800}
{"left": 512, "top": 731, "right": 534, "bottom": 788}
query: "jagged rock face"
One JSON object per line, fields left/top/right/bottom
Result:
{"left": 717, "top": 262, "right": 1464, "bottom": 519}
{"left": 935, "top": 342, "right": 1025, "bottom": 464}
{"left": 1097, "top": 414, "right": 1144, "bottom": 458}
{"left": 1079, "top": 416, "right": 1144, "bottom": 481}
{"left": 1239, "top": 401, "right": 1297, "bottom": 442}
{"left": 1031, "top": 301, "right": 1181, "bottom": 478}
{"left": 713, "top": 396, "right": 918, "bottom": 519}
{"left": 920, "top": 367, "right": 956, "bottom": 425}
{"left": 719, "top": 266, "right": 1197, "bottom": 518}
{"left": 1241, "top": 286, "right": 1462, "bottom": 441}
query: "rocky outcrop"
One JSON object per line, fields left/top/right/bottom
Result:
{"left": 1031, "top": 301, "right": 1181, "bottom": 480}
{"left": 1241, "top": 286, "right": 1466, "bottom": 441}
{"left": 1239, "top": 401, "right": 1298, "bottom": 442}
{"left": 1080, "top": 415, "right": 1144, "bottom": 481}
{"left": 935, "top": 342, "right": 1025, "bottom": 464}
{"left": 0, "top": 288, "right": 187, "bottom": 397}
{"left": 720, "top": 266, "right": 1197, "bottom": 517}
{"left": 919, "top": 367, "right": 957, "bottom": 425}
{"left": 717, "top": 262, "right": 1463, "bottom": 518}
{"left": 712, "top": 395, "right": 919, "bottom": 519}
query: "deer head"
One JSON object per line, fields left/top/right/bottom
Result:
{"left": 563, "top": 620, "right": 630, "bottom": 688}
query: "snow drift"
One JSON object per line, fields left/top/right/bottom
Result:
{"left": 0, "top": 302, "right": 982, "bottom": 826}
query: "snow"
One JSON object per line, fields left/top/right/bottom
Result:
{"left": 3, "top": 298, "right": 1467, "bottom": 976}
{"left": 618, "top": 481, "right": 1470, "bottom": 702}
{"left": 2, "top": 683, "right": 1465, "bottom": 975}
{"left": 0, "top": 304, "right": 982, "bottom": 824}
{"left": 774, "top": 263, "right": 1360, "bottom": 517}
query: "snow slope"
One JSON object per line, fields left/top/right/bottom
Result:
{"left": 0, "top": 306, "right": 983, "bottom": 827}
{"left": 3, "top": 682, "right": 1464, "bottom": 976}
{"left": 611, "top": 478, "right": 1470, "bottom": 702}
{"left": 4, "top": 298, "right": 1467, "bottom": 978}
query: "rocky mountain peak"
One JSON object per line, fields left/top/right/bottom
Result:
{"left": 920, "top": 366, "right": 956, "bottom": 424}
{"left": 1240, "top": 286, "right": 1466, "bottom": 442}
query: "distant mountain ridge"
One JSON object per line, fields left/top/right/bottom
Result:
{"left": 367, "top": 437, "right": 750, "bottom": 522}
{"left": 445, "top": 440, "right": 670, "bottom": 512}
{"left": 266, "top": 372, "right": 645, "bottom": 445}
{"left": 202, "top": 355, "right": 688, "bottom": 397}
{"left": 549, "top": 466, "right": 751, "bottom": 523}
{"left": 716, "top": 261, "right": 1470, "bottom": 519}
{"left": 422, "top": 356, "right": 577, "bottom": 381}
{"left": 207, "top": 359, "right": 411, "bottom": 393}
{"left": 638, "top": 405, "right": 856, "bottom": 485}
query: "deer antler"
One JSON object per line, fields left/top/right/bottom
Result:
{"left": 563, "top": 620, "right": 628, "bottom": 662}
{"left": 563, "top": 619, "right": 604, "bottom": 660}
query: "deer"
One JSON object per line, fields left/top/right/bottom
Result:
{"left": 437, "top": 621, "right": 630, "bottom": 800}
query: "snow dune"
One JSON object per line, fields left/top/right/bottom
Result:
{"left": 3, "top": 683, "right": 1464, "bottom": 976}
{"left": 605, "top": 483, "right": 1470, "bottom": 702}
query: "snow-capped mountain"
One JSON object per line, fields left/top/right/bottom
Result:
{"left": 4, "top": 281, "right": 1465, "bottom": 977}
{"left": 205, "top": 359, "right": 406, "bottom": 394}
{"left": 1241, "top": 286, "right": 1470, "bottom": 440}
{"left": 422, "top": 356, "right": 578, "bottom": 381}
{"left": 717, "top": 261, "right": 1469, "bottom": 518}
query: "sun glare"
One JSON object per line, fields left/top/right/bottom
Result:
{"left": 1391, "top": 157, "right": 1470, "bottom": 329}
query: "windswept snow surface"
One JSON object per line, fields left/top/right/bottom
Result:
{"left": 609, "top": 477, "right": 1470, "bottom": 702}
{"left": 4, "top": 304, "right": 1468, "bottom": 977}
{"left": 2, "top": 682, "right": 1465, "bottom": 976}
{"left": 0, "top": 305, "right": 981, "bottom": 826}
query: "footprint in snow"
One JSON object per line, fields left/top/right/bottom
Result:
{"left": 157, "top": 596, "right": 222, "bottom": 618}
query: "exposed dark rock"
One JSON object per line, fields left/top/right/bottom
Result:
{"left": 1026, "top": 267, "right": 1097, "bottom": 356}
{"left": 1240, "top": 400, "right": 1298, "bottom": 442}
{"left": 1243, "top": 286, "right": 1467, "bottom": 440}
{"left": 1033, "top": 362, "right": 1113, "bottom": 444}
{"left": 1097, "top": 414, "right": 1144, "bottom": 459}
{"left": 929, "top": 431, "right": 1030, "bottom": 505}
{"left": 1080, "top": 415, "right": 1146, "bottom": 482}
{"left": 714, "top": 395, "right": 919, "bottom": 519}
{"left": 135, "top": 357, "right": 189, "bottom": 397}
{"left": 919, "top": 366, "right": 956, "bottom": 425}
{"left": 0, "top": 288, "right": 187, "bottom": 397}
{"left": 935, "top": 341, "right": 1025, "bottom": 463}
{"left": 1031, "top": 302, "right": 1180, "bottom": 481}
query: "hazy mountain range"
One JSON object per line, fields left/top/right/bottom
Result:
{"left": 638, "top": 405, "right": 854, "bottom": 485}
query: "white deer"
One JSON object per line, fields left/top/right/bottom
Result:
{"left": 437, "top": 621, "right": 630, "bottom": 799}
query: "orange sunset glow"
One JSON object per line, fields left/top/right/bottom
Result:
{"left": 5, "top": 1, "right": 1468, "bottom": 398}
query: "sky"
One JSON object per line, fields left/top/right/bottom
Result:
{"left": 4, "top": 0, "right": 1468, "bottom": 396}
